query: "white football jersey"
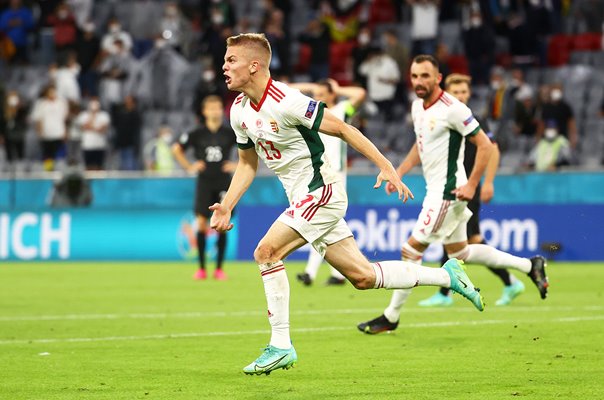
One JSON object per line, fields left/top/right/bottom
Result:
{"left": 230, "top": 79, "right": 340, "bottom": 201}
{"left": 411, "top": 90, "right": 481, "bottom": 202}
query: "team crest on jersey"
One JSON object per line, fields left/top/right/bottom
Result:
{"left": 305, "top": 100, "right": 317, "bottom": 118}
{"left": 256, "top": 119, "right": 263, "bottom": 128}
{"left": 429, "top": 118, "right": 436, "bottom": 131}
{"left": 270, "top": 120, "right": 279, "bottom": 133}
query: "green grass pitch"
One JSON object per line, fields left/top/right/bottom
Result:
{"left": 0, "top": 261, "right": 602, "bottom": 399}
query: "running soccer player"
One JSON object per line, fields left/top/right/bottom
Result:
{"left": 418, "top": 73, "right": 526, "bottom": 308}
{"left": 357, "top": 55, "right": 549, "bottom": 335}
{"left": 289, "top": 78, "right": 366, "bottom": 286}
{"left": 210, "top": 34, "right": 485, "bottom": 375}
{"left": 173, "top": 95, "right": 237, "bottom": 280}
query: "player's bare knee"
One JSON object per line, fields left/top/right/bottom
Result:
{"left": 254, "top": 243, "right": 276, "bottom": 264}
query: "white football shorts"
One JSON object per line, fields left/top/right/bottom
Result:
{"left": 411, "top": 198, "right": 473, "bottom": 245}
{"left": 277, "top": 181, "right": 353, "bottom": 257}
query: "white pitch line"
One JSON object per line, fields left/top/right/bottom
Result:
{"left": 0, "top": 305, "right": 601, "bottom": 322}
{"left": 1, "top": 315, "right": 603, "bottom": 346}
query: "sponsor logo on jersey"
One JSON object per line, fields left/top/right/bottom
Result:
{"left": 463, "top": 115, "right": 475, "bottom": 126}
{"left": 270, "top": 120, "right": 279, "bottom": 133}
{"left": 305, "top": 100, "right": 317, "bottom": 118}
{"left": 241, "top": 122, "right": 247, "bottom": 130}
{"left": 284, "top": 209, "right": 294, "bottom": 218}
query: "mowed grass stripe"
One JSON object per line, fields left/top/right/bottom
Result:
{"left": 1, "top": 315, "right": 602, "bottom": 345}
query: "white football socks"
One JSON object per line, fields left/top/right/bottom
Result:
{"left": 383, "top": 256, "right": 422, "bottom": 324}
{"left": 259, "top": 261, "right": 291, "bottom": 349}
{"left": 372, "top": 261, "right": 451, "bottom": 290}
{"left": 465, "top": 244, "right": 531, "bottom": 273}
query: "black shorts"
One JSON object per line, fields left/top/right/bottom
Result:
{"left": 466, "top": 185, "right": 481, "bottom": 238}
{"left": 195, "top": 175, "right": 231, "bottom": 218}
{"left": 84, "top": 150, "right": 105, "bottom": 169}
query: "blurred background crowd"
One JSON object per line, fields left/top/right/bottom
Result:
{"left": 0, "top": 0, "right": 603, "bottom": 175}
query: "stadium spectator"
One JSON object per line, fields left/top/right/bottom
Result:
{"left": 538, "top": 85, "right": 578, "bottom": 151}
{"left": 528, "top": 121, "right": 571, "bottom": 171}
{"left": 75, "top": 97, "right": 110, "bottom": 170}
{"left": 173, "top": 95, "right": 237, "bottom": 281}
{"left": 51, "top": 52, "right": 81, "bottom": 105}
{"left": 572, "top": 0, "right": 604, "bottom": 33}
{"left": 434, "top": 42, "right": 452, "bottom": 85}
{"left": 408, "top": 0, "right": 439, "bottom": 56}
{"left": 192, "top": 60, "right": 227, "bottom": 117}
{"left": 460, "top": 4, "right": 495, "bottom": 85}
{"left": 263, "top": 9, "right": 290, "bottom": 80}
{"left": 506, "top": 12, "right": 538, "bottom": 69}
{"left": 133, "top": 37, "right": 190, "bottom": 110}
{"left": 65, "top": 0, "right": 93, "bottom": 31}
{"left": 0, "top": 0, "right": 34, "bottom": 64}
{"left": 31, "top": 85, "right": 69, "bottom": 171}
{"left": 111, "top": 95, "right": 141, "bottom": 171}
{"left": 486, "top": 66, "right": 515, "bottom": 134}
{"left": 128, "top": 0, "right": 164, "bottom": 58}
{"left": 351, "top": 25, "right": 372, "bottom": 88}
{"left": 159, "top": 2, "right": 192, "bottom": 56}
{"left": 381, "top": 28, "right": 409, "bottom": 109}
{"left": 200, "top": 0, "right": 237, "bottom": 29}
{"left": 513, "top": 85, "right": 539, "bottom": 153}
{"left": 98, "top": 39, "right": 135, "bottom": 110}
{"left": 101, "top": 18, "right": 133, "bottom": 56}
{"left": 200, "top": 8, "right": 232, "bottom": 78}
{"left": 297, "top": 18, "right": 331, "bottom": 81}
{"left": 143, "top": 125, "right": 176, "bottom": 173}
{"left": 0, "top": 90, "right": 28, "bottom": 163}
{"left": 359, "top": 46, "right": 400, "bottom": 121}
{"left": 75, "top": 21, "right": 100, "bottom": 97}
{"left": 46, "top": 2, "right": 78, "bottom": 57}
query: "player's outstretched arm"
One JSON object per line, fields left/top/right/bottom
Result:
{"left": 480, "top": 142, "right": 500, "bottom": 203}
{"left": 327, "top": 78, "right": 366, "bottom": 109}
{"left": 453, "top": 130, "right": 493, "bottom": 201}
{"left": 210, "top": 148, "right": 258, "bottom": 232}
{"left": 385, "top": 143, "right": 420, "bottom": 195}
{"left": 319, "top": 108, "right": 414, "bottom": 202}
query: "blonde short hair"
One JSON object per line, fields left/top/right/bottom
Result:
{"left": 226, "top": 33, "right": 272, "bottom": 66}
{"left": 444, "top": 73, "right": 472, "bottom": 89}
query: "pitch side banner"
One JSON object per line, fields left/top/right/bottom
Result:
{"left": 0, "top": 210, "right": 237, "bottom": 261}
{"left": 236, "top": 205, "right": 604, "bottom": 262}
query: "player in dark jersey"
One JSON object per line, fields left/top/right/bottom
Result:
{"left": 418, "top": 73, "right": 526, "bottom": 307}
{"left": 172, "top": 95, "right": 237, "bottom": 280}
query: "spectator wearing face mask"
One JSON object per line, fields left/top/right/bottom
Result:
{"left": 486, "top": 66, "right": 515, "bottom": 136}
{"left": 51, "top": 52, "right": 81, "bottom": 105}
{"left": 538, "top": 85, "right": 577, "bottom": 150}
{"left": 352, "top": 26, "right": 372, "bottom": 88}
{"left": 46, "top": 2, "right": 78, "bottom": 56}
{"left": 144, "top": 125, "right": 176, "bottom": 173}
{"left": 528, "top": 121, "right": 571, "bottom": 172}
{"left": 101, "top": 18, "right": 133, "bottom": 56}
{"left": 159, "top": 2, "right": 192, "bottom": 55}
{"left": 31, "top": 85, "right": 69, "bottom": 171}
{"left": 75, "top": 97, "right": 110, "bottom": 170}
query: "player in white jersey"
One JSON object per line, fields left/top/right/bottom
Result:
{"left": 210, "top": 34, "right": 485, "bottom": 375}
{"left": 358, "top": 55, "right": 549, "bottom": 335}
{"left": 289, "top": 78, "right": 366, "bottom": 286}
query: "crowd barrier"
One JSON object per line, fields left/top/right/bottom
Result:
{"left": 1, "top": 172, "right": 602, "bottom": 261}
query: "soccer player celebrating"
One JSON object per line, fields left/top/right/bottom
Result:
{"left": 288, "top": 78, "right": 366, "bottom": 286}
{"left": 173, "top": 95, "right": 237, "bottom": 280}
{"left": 211, "top": 34, "right": 484, "bottom": 375}
{"left": 357, "top": 56, "right": 549, "bottom": 335}
{"left": 418, "top": 73, "right": 526, "bottom": 308}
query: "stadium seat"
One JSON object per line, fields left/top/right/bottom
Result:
{"left": 573, "top": 33, "right": 602, "bottom": 51}
{"left": 295, "top": 44, "right": 312, "bottom": 74}
{"left": 447, "top": 55, "right": 469, "bottom": 75}
{"left": 329, "top": 41, "right": 356, "bottom": 85}
{"left": 569, "top": 51, "right": 593, "bottom": 65}
{"left": 547, "top": 34, "right": 573, "bottom": 66}
{"left": 367, "top": 0, "right": 397, "bottom": 29}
